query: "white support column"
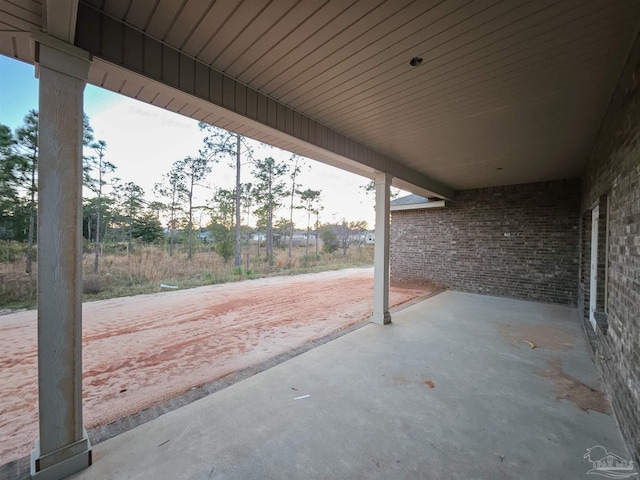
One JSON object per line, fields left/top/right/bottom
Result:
{"left": 372, "top": 173, "right": 392, "bottom": 325}
{"left": 30, "top": 32, "right": 92, "bottom": 480}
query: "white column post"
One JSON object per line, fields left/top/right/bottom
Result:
{"left": 372, "top": 173, "right": 392, "bottom": 325}
{"left": 30, "top": 32, "right": 92, "bottom": 480}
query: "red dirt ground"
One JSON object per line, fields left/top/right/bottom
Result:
{"left": 0, "top": 268, "right": 431, "bottom": 465}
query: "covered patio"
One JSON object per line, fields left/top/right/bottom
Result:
{"left": 1, "top": 1, "right": 639, "bottom": 478}
{"left": 59, "top": 291, "right": 624, "bottom": 479}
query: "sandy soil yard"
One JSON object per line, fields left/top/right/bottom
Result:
{"left": 0, "top": 267, "right": 431, "bottom": 465}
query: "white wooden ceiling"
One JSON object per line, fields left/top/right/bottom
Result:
{"left": 2, "top": 0, "right": 640, "bottom": 192}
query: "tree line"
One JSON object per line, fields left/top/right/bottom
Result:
{"left": 1, "top": 110, "right": 372, "bottom": 274}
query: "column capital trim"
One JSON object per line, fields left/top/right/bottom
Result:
{"left": 31, "top": 31, "right": 91, "bottom": 80}
{"left": 374, "top": 172, "right": 393, "bottom": 185}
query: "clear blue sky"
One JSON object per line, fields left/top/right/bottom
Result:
{"left": 0, "top": 57, "right": 38, "bottom": 129}
{"left": 0, "top": 56, "right": 125, "bottom": 130}
{"left": 0, "top": 55, "right": 379, "bottom": 227}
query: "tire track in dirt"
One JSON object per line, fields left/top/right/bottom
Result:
{"left": 0, "top": 268, "right": 431, "bottom": 465}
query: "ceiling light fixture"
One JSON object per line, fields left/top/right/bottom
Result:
{"left": 409, "top": 57, "right": 423, "bottom": 67}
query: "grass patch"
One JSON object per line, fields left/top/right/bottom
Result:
{"left": 0, "top": 244, "right": 374, "bottom": 311}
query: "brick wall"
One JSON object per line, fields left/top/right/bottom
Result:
{"left": 578, "top": 31, "right": 640, "bottom": 465}
{"left": 390, "top": 179, "right": 581, "bottom": 305}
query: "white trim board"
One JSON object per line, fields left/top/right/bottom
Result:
{"left": 390, "top": 200, "right": 446, "bottom": 212}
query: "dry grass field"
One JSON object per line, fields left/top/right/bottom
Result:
{"left": 0, "top": 243, "right": 374, "bottom": 309}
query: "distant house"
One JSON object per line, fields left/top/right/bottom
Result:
{"left": 283, "top": 231, "right": 317, "bottom": 247}
{"left": 323, "top": 224, "right": 370, "bottom": 246}
{"left": 250, "top": 232, "right": 266, "bottom": 242}
{"left": 390, "top": 194, "right": 446, "bottom": 212}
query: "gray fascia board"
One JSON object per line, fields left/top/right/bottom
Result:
{"left": 390, "top": 200, "right": 446, "bottom": 211}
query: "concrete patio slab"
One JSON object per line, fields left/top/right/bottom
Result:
{"left": 68, "top": 291, "right": 634, "bottom": 480}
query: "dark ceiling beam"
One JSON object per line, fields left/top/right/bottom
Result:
{"left": 43, "top": 0, "right": 80, "bottom": 44}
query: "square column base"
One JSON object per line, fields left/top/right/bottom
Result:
{"left": 31, "top": 431, "right": 92, "bottom": 480}
{"left": 371, "top": 312, "right": 392, "bottom": 325}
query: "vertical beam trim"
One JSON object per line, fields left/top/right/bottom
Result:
{"left": 31, "top": 31, "right": 92, "bottom": 480}
{"left": 372, "top": 173, "right": 392, "bottom": 325}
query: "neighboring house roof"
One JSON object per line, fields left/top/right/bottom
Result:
{"left": 390, "top": 194, "right": 446, "bottom": 211}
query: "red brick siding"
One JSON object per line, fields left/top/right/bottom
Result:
{"left": 390, "top": 179, "right": 581, "bottom": 305}
{"left": 579, "top": 31, "right": 640, "bottom": 465}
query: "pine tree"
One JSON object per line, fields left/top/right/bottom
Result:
{"left": 252, "top": 157, "right": 289, "bottom": 267}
